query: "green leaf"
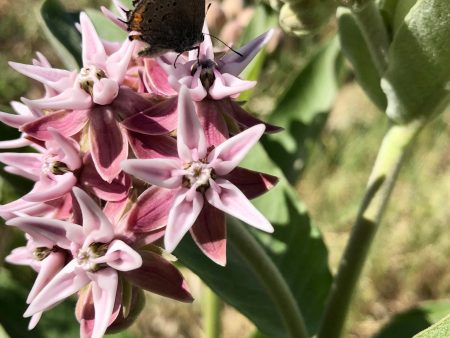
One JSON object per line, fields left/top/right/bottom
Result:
{"left": 175, "top": 143, "right": 331, "bottom": 337}
{"left": 261, "top": 38, "right": 342, "bottom": 184}
{"left": 381, "top": 0, "right": 450, "bottom": 122}
{"left": 374, "top": 300, "right": 450, "bottom": 338}
{"left": 412, "top": 302, "right": 450, "bottom": 337}
{"left": 39, "top": 0, "right": 82, "bottom": 69}
{"left": 337, "top": 8, "right": 387, "bottom": 110}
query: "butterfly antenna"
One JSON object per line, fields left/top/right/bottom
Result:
{"left": 203, "top": 33, "right": 243, "bottom": 57}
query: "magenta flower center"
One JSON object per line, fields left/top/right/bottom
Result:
{"left": 78, "top": 65, "right": 107, "bottom": 95}
{"left": 76, "top": 242, "right": 108, "bottom": 272}
{"left": 183, "top": 161, "right": 213, "bottom": 190}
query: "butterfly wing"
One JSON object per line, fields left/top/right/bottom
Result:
{"left": 128, "top": 0, "right": 206, "bottom": 56}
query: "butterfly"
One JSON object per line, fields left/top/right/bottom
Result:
{"left": 126, "top": 0, "right": 206, "bottom": 57}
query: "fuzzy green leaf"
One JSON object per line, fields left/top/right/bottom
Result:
{"left": 381, "top": 0, "right": 450, "bottom": 122}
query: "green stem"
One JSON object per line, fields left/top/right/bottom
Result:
{"left": 203, "top": 287, "right": 222, "bottom": 338}
{"left": 353, "top": 1, "right": 390, "bottom": 74}
{"left": 228, "top": 221, "right": 309, "bottom": 338}
{"left": 317, "top": 119, "right": 426, "bottom": 338}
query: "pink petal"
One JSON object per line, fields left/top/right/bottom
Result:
{"left": 27, "top": 251, "right": 66, "bottom": 303}
{"left": 207, "top": 124, "right": 265, "bottom": 175}
{"left": 24, "top": 173, "right": 77, "bottom": 202}
{"left": 100, "top": 6, "right": 128, "bottom": 30}
{"left": 121, "top": 97, "right": 178, "bottom": 135}
{"left": 8, "top": 61, "right": 74, "bottom": 92}
{"left": 6, "top": 216, "right": 82, "bottom": 249}
{"left": 22, "top": 87, "right": 93, "bottom": 111}
{"left": 5, "top": 246, "right": 34, "bottom": 266}
{"left": 190, "top": 203, "right": 227, "bottom": 266}
{"left": 226, "top": 99, "right": 283, "bottom": 133}
{"left": 0, "top": 111, "right": 34, "bottom": 128}
{"left": 103, "top": 198, "right": 129, "bottom": 226}
{"left": 21, "top": 109, "right": 89, "bottom": 141}
{"left": 89, "top": 268, "right": 119, "bottom": 338}
{"left": 24, "top": 260, "right": 90, "bottom": 317}
{"left": 80, "top": 12, "right": 107, "bottom": 67}
{"left": 165, "top": 189, "right": 204, "bottom": 252}
{"left": 76, "top": 281, "right": 122, "bottom": 338}
{"left": 72, "top": 187, "right": 115, "bottom": 244}
{"left": 0, "top": 153, "right": 42, "bottom": 180}
{"left": 92, "top": 78, "right": 119, "bottom": 105}
{"left": 177, "top": 86, "right": 207, "bottom": 162}
{"left": 223, "top": 167, "right": 279, "bottom": 199}
{"left": 206, "top": 179, "right": 273, "bottom": 233}
{"left": 128, "top": 132, "right": 178, "bottom": 159}
{"left": 209, "top": 71, "right": 256, "bottom": 100}
{"left": 195, "top": 100, "right": 229, "bottom": 147}
{"left": 0, "top": 137, "right": 32, "bottom": 149}
{"left": 93, "top": 240, "right": 142, "bottom": 271}
{"left": 127, "top": 186, "right": 176, "bottom": 233}
{"left": 106, "top": 39, "right": 136, "bottom": 83}
{"left": 81, "top": 154, "right": 131, "bottom": 202}
{"left": 219, "top": 30, "right": 274, "bottom": 76}
{"left": 89, "top": 107, "right": 128, "bottom": 182}
{"left": 121, "top": 158, "right": 182, "bottom": 189}
{"left": 123, "top": 250, "right": 193, "bottom": 302}
{"left": 143, "top": 58, "right": 177, "bottom": 96}
{"left": 47, "top": 128, "right": 82, "bottom": 170}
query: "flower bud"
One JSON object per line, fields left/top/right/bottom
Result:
{"left": 279, "top": 1, "right": 336, "bottom": 36}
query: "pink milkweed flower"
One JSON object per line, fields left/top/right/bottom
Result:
{"left": 122, "top": 86, "right": 277, "bottom": 266}
{"left": 158, "top": 25, "right": 272, "bottom": 101}
{"left": 6, "top": 235, "right": 68, "bottom": 329}
{"left": 12, "top": 187, "right": 192, "bottom": 338}
{"left": 9, "top": 13, "right": 176, "bottom": 183}
{"left": 0, "top": 128, "right": 81, "bottom": 203}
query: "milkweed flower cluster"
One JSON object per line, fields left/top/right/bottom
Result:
{"left": 0, "top": 3, "right": 280, "bottom": 337}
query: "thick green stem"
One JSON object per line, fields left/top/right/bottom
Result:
{"left": 353, "top": 1, "right": 390, "bottom": 74}
{"left": 228, "top": 221, "right": 309, "bottom": 338}
{"left": 203, "top": 287, "right": 222, "bottom": 338}
{"left": 318, "top": 119, "right": 426, "bottom": 338}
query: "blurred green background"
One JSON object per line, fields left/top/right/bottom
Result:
{"left": 0, "top": 0, "right": 450, "bottom": 337}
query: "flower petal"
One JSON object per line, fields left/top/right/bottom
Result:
{"left": 209, "top": 71, "right": 256, "bottom": 100}
{"left": 195, "top": 100, "right": 229, "bottom": 147}
{"left": 127, "top": 186, "right": 177, "bottom": 233}
{"left": 219, "top": 30, "right": 274, "bottom": 76}
{"left": 121, "top": 158, "right": 182, "bottom": 189}
{"left": 221, "top": 167, "right": 279, "bottom": 199}
{"left": 27, "top": 251, "right": 66, "bottom": 303}
{"left": 190, "top": 203, "right": 227, "bottom": 266}
{"left": 207, "top": 124, "right": 265, "bottom": 175}
{"left": 22, "top": 88, "right": 92, "bottom": 111}
{"left": 165, "top": 189, "right": 204, "bottom": 252}
{"left": 92, "top": 78, "right": 119, "bottom": 105}
{"left": 93, "top": 239, "right": 142, "bottom": 271}
{"left": 81, "top": 154, "right": 131, "bottom": 202}
{"left": 72, "top": 187, "right": 115, "bottom": 244}
{"left": 89, "top": 107, "right": 128, "bottom": 182}
{"left": 47, "top": 128, "right": 82, "bottom": 170}
{"left": 6, "top": 216, "right": 83, "bottom": 249}
{"left": 21, "top": 109, "right": 89, "bottom": 141}
{"left": 206, "top": 179, "right": 273, "bottom": 233}
{"left": 89, "top": 268, "right": 119, "bottom": 338}
{"left": 24, "top": 260, "right": 90, "bottom": 317}
{"left": 124, "top": 250, "right": 193, "bottom": 302}
{"left": 128, "top": 132, "right": 178, "bottom": 159}
{"left": 24, "top": 173, "right": 77, "bottom": 203}
{"left": 121, "top": 97, "right": 178, "bottom": 135}
{"left": 177, "top": 86, "right": 207, "bottom": 162}
{"left": 226, "top": 99, "right": 283, "bottom": 133}
{"left": 80, "top": 12, "right": 107, "bottom": 67}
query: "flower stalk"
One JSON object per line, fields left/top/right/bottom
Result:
{"left": 203, "top": 287, "right": 222, "bottom": 338}
{"left": 318, "top": 119, "right": 426, "bottom": 338}
{"left": 228, "top": 220, "right": 309, "bottom": 338}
